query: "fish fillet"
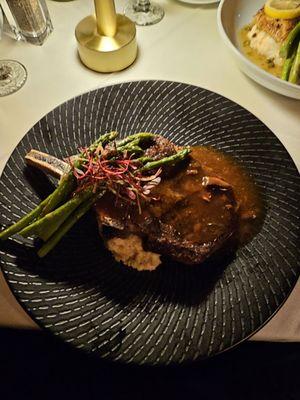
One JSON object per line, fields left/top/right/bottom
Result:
{"left": 254, "top": 8, "right": 299, "bottom": 43}
{"left": 247, "top": 24, "right": 284, "bottom": 66}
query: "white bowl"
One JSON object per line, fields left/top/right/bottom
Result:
{"left": 178, "top": 0, "right": 219, "bottom": 4}
{"left": 217, "top": 0, "right": 300, "bottom": 99}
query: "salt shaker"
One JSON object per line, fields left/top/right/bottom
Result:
{"left": 0, "top": 0, "right": 53, "bottom": 45}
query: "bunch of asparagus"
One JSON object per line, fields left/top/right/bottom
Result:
{"left": 0, "top": 132, "right": 190, "bottom": 257}
{"left": 281, "top": 22, "right": 300, "bottom": 84}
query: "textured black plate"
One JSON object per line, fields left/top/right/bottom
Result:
{"left": 0, "top": 81, "right": 300, "bottom": 365}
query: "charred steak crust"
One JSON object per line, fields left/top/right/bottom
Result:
{"left": 95, "top": 136, "right": 239, "bottom": 267}
{"left": 143, "top": 220, "right": 237, "bottom": 265}
{"left": 144, "top": 135, "right": 180, "bottom": 160}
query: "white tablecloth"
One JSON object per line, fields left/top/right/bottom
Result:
{"left": 0, "top": 0, "right": 299, "bottom": 341}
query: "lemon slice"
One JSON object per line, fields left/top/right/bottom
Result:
{"left": 264, "top": 0, "right": 300, "bottom": 19}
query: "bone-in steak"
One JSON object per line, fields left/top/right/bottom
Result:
{"left": 95, "top": 136, "right": 238, "bottom": 265}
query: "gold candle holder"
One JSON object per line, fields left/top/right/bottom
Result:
{"left": 75, "top": 0, "right": 137, "bottom": 73}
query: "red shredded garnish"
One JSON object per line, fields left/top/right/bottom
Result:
{"left": 67, "top": 142, "right": 162, "bottom": 211}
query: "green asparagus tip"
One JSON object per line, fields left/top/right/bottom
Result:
{"left": 280, "top": 21, "right": 300, "bottom": 59}
{"left": 288, "top": 40, "right": 300, "bottom": 84}
{"left": 140, "top": 147, "right": 190, "bottom": 172}
{"left": 37, "top": 194, "right": 99, "bottom": 258}
{"left": 0, "top": 194, "right": 53, "bottom": 241}
{"left": 116, "top": 132, "right": 155, "bottom": 147}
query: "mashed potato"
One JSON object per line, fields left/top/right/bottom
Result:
{"left": 107, "top": 234, "right": 161, "bottom": 271}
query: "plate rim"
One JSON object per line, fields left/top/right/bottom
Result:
{"left": 177, "top": 0, "right": 219, "bottom": 4}
{"left": 1, "top": 263, "right": 299, "bottom": 365}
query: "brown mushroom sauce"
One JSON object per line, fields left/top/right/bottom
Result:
{"left": 190, "top": 146, "right": 264, "bottom": 245}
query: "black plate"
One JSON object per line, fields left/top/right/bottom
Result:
{"left": 0, "top": 81, "right": 299, "bottom": 365}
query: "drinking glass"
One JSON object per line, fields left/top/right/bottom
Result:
{"left": 124, "top": 0, "right": 164, "bottom": 26}
{"left": 0, "top": 7, "right": 27, "bottom": 96}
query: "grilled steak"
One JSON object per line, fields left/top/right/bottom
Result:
{"left": 95, "top": 136, "right": 238, "bottom": 267}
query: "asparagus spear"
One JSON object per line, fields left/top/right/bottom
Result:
{"left": 41, "top": 172, "right": 75, "bottom": 216}
{"left": 117, "top": 138, "right": 141, "bottom": 152}
{"left": 134, "top": 156, "right": 153, "bottom": 164}
{"left": 124, "top": 146, "right": 143, "bottom": 155}
{"left": 116, "top": 132, "right": 155, "bottom": 147}
{"left": 89, "top": 131, "right": 118, "bottom": 152}
{"left": 289, "top": 40, "right": 300, "bottom": 84}
{"left": 281, "top": 46, "right": 297, "bottom": 81}
{"left": 32, "top": 133, "right": 116, "bottom": 254}
{"left": 280, "top": 22, "right": 300, "bottom": 59}
{"left": 0, "top": 194, "right": 53, "bottom": 241}
{"left": 40, "top": 131, "right": 118, "bottom": 216}
{"left": 0, "top": 132, "right": 117, "bottom": 239}
{"left": 37, "top": 193, "right": 100, "bottom": 258}
{"left": 19, "top": 189, "right": 93, "bottom": 241}
{"left": 140, "top": 148, "right": 190, "bottom": 172}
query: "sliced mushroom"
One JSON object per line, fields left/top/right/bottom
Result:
{"left": 202, "top": 176, "right": 232, "bottom": 190}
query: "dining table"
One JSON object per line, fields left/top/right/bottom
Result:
{"left": 0, "top": 0, "right": 300, "bottom": 344}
